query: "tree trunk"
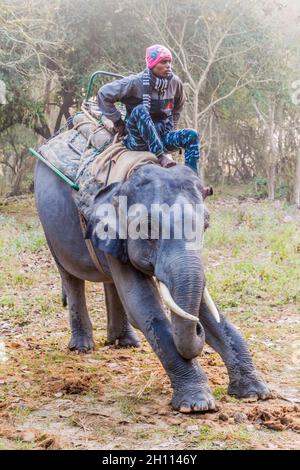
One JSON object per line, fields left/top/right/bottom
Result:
{"left": 54, "top": 89, "right": 74, "bottom": 133}
{"left": 267, "top": 103, "right": 278, "bottom": 201}
{"left": 267, "top": 161, "right": 276, "bottom": 201}
{"left": 43, "top": 78, "right": 52, "bottom": 116}
{"left": 293, "top": 147, "right": 300, "bottom": 208}
{"left": 7, "top": 168, "right": 24, "bottom": 197}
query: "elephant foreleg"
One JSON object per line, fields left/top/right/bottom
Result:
{"left": 107, "top": 255, "right": 215, "bottom": 413}
{"left": 104, "top": 283, "right": 140, "bottom": 348}
{"left": 57, "top": 265, "right": 95, "bottom": 352}
{"left": 199, "top": 300, "right": 269, "bottom": 400}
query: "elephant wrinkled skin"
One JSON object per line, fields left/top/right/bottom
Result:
{"left": 34, "top": 161, "right": 269, "bottom": 413}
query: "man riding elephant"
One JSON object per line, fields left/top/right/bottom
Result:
{"left": 35, "top": 159, "right": 270, "bottom": 413}
{"left": 97, "top": 45, "right": 200, "bottom": 173}
{"left": 33, "top": 47, "right": 270, "bottom": 414}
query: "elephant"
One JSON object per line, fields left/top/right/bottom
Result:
{"left": 34, "top": 159, "right": 269, "bottom": 413}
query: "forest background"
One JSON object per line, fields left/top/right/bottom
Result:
{"left": 0, "top": 0, "right": 300, "bottom": 202}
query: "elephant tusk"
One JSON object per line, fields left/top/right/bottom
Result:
{"left": 158, "top": 282, "right": 199, "bottom": 323}
{"left": 203, "top": 287, "right": 220, "bottom": 323}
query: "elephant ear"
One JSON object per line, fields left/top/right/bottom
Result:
{"left": 85, "top": 182, "right": 128, "bottom": 263}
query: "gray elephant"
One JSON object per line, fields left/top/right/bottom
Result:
{"left": 34, "top": 160, "right": 269, "bottom": 413}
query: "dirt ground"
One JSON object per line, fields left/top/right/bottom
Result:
{"left": 0, "top": 194, "right": 299, "bottom": 450}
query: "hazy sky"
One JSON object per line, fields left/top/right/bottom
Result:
{"left": 263, "top": 0, "right": 300, "bottom": 40}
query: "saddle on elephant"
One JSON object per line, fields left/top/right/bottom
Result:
{"left": 30, "top": 108, "right": 167, "bottom": 221}
{"left": 29, "top": 68, "right": 180, "bottom": 197}
{"left": 30, "top": 108, "right": 211, "bottom": 222}
{"left": 33, "top": 110, "right": 161, "bottom": 186}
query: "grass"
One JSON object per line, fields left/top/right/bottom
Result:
{"left": 4, "top": 222, "right": 46, "bottom": 254}
{"left": 116, "top": 396, "right": 141, "bottom": 418}
{"left": 212, "top": 385, "right": 227, "bottom": 400}
{"left": 204, "top": 198, "right": 300, "bottom": 310}
{"left": 189, "top": 426, "right": 253, "bottom": 450}
{"left": 0, "top": 438, "right": 35, "bottom": 451}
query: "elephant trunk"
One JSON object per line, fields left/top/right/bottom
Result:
{"left": 158, "top": 254, "right": 205, "bottom": 360}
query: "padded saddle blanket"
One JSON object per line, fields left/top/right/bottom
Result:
{"left": 38, "top": 112, "right": 114, "bottom": 182}
{"left": 37, "top": 112, "right": 159, "bottom": 219}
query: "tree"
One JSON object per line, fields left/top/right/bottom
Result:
{"left": 129, "top": 0, "right": 275, "bottom": 180}
{"left": 294, "top": 147, "right": 300, "bottom": 208}
{"left": 0, "top": 125, "right": 35, "bottom": 195}
{"left": 0, "top": 0, "right": 64, "bottom": 137}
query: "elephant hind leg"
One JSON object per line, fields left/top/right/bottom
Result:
{"left": 57, "top": 264, "right": 95, "bottom": 353}
{"left": 104, "top": 283, "right": 140, "bottom": 348}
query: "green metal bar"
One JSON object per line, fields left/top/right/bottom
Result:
{"left": 29, "top": 148, "right": 79, "bottom": 191}
{"left": 85, "top": 70, "right": 124, "bottom": 101}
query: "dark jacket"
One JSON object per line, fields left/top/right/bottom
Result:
{"left": 97, "top": 71, "right": 185, "bottom": 131}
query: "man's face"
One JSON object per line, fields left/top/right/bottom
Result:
{"left": 152, "top": 59, "right": 172, "bottom": 78}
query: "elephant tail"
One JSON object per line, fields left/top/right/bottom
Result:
{"left": 62, "top": 284, "right": 68, "bottom": 307}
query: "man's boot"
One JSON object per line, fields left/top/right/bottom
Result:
{"left": 157, "top": 153, "right": 176, "bottom": 168}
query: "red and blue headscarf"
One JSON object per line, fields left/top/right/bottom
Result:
{"left": 142, "top": 45, "right": 173, "bottom": 112}
{"left": 146, "top": 44, "right": 172, "bottom": 70}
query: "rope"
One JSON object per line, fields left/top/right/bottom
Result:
{"left": 80, "top": 103, "right": 99, "bottom": 125}
{"left": 73, "top": 120, "right": 95, "bottom": 130}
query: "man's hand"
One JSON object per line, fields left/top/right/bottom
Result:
{"left": 157, "top": 153, "right": 176, "bottom": 168}
{"left": 114, "top": 118, "right": 126, "bottom": 136}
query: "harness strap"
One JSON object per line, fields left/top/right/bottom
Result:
{"left": 78, "top": 211, "right": 111, "bottom": 281}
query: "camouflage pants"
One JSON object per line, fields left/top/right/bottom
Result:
{"left": 123, "top": 104, "right": 200, "bottom": 173}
